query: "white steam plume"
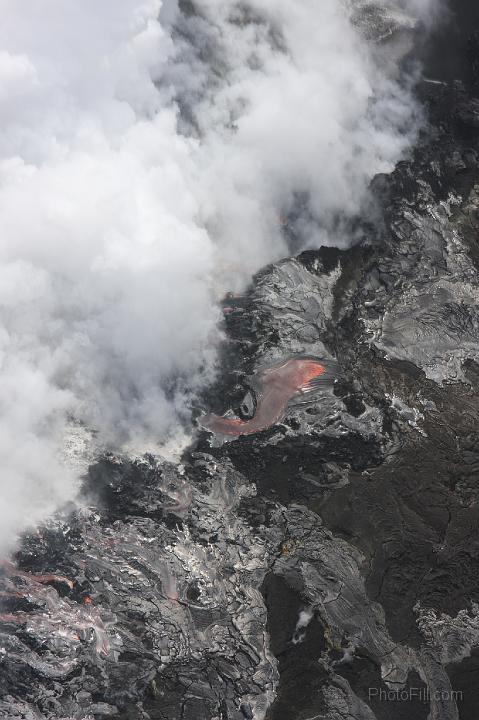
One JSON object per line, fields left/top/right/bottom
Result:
{"left": 401, "top": 0, "right": 445, "bottom": 26}
{"left": 0, "top": 0, "right": 431, "bottom": 552}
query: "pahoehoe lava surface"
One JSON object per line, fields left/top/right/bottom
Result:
{"left": 3, "top": 4, "right": 479, "bottom": 720}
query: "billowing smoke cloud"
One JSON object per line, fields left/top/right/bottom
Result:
{"left": 162, "top": 0, "right": 424, "bottom": 257}
{"left": 0, "top": 0, "right": 434, "bottom": 552}
{"left": 401, "top": 0, "right": 445, "bottom": 25}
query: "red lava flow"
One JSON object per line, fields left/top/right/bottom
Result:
{"left": 1, "top": 561, "right": 74, "bottom": 590}
{"left": 200, "top": 358, "right": 329, "bottom": 437}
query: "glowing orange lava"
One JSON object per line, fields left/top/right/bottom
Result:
{"left": 200, "top": 358, "right": 329, "bottom": 437}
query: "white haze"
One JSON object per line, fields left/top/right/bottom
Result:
{"left": 401, "top": 0, "right": 445, "bottom": 26}
{"left": 0, "top": 0, "right": 438, "bottom": 552}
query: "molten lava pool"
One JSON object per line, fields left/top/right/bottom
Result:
{"left": 200, "top": 357, "right": 332, "bottom": 437}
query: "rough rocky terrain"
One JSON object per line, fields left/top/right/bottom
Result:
{"left": 2, "top": 3, "right": 479, "bottom": 720}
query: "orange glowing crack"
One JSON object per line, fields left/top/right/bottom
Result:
{"left": 1, "top": 561, "right": 73, "bottom": 590}
{"left": 200, "top": 358, "right": 328, "bottom": 437}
